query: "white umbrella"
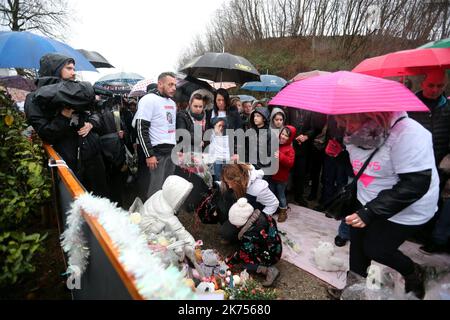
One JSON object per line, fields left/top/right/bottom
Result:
{"left": 129, "top": 78, "right": 156, "bottom": 97}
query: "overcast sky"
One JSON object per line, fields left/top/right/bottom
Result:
{"left": 69, "top": 0, "right": 226, "bottom": 83}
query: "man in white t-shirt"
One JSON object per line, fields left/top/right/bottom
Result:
{"left": 133, "top": 72, "right": 177, "bottom": 199}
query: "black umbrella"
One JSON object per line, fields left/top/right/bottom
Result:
{"left": 179, "top": 52, "right": 260, "bottom": 84}
{"left": 174, "top": 75, "right": 214, "bottom": 104}
{"left": 77, "top": 49, "right": 114, "bottom": 68}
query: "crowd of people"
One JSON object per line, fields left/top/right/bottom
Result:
{"left": 24, "top": 53, "right": 450, "bottom": 299}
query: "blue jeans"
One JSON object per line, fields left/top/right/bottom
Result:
{"left": 432, "top": 198, "right": 450, "bottom": 245}
{"left": 213, "top": 161, "right": 226, "bottom": 182}
{"left": 269, "top": 181, "right": 288, "bottom": 209}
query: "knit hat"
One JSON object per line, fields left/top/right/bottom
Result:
{"left": 229, "top": 198, "right": 254, "bottom": 227}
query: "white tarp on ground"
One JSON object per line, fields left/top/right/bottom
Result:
{"left": 277, "top": 204, "right": 450, "bottom": 293}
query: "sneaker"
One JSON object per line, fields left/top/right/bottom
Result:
{"left": 334, "top": 235, "right": 348, "bottom": 247}
{"left": 419, "top": 243, "right": 448, "bottom": 255}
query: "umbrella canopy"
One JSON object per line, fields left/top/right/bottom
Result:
{"left": 0, "top": 75, "right": 36, "bottom": 91}
{"left": 241, "top": 74, "right": 287, "bottom": 92}
{"left": 94, "top": 71, "right": 144, "bottom": 93}
{"left": 352, "top": 48, "right": 450, "bottom": 77}
{"left": 269, "top": 71, "right": 428, "bottom": 115}
{"left": 418, "top": 38, "right": 450, "bottom": 49}
{"left": 179, "top": 52, "right": 260, "bottom": 83}
{"left": 174, "top": 75, "right": 214, "bottom": 104}
{"left": 77, "top": 49, "right": 114, "bottom": 68}
{"left": 0, "top": 31, "right": 96, "bottom": 71}
{"left": 129, "top": 78, "right": 156, "bottom": 97}
{"left": 206, "top": 80, "right": 236, "bottom": 90}
{"left": 96, "top": 71, "right": 144, "bottom": 84}
{"left": 237, "top": 94, "right": 256, "bottom": 103}
{"left": 291, "top": 70, "right": 330, "bottom": 81}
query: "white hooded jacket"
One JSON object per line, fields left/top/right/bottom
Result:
{"left": 246, "top": 165, "right": 279, "bottom": 215}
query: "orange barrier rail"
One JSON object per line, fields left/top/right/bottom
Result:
{"left": 44, "top": 144, "right": 144, "bottom": 300}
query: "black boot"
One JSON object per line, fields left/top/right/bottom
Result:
{"left": 404, "top": 263, "right": 426, "bottom": 299}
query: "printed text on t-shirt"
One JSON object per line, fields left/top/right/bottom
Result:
{"left": 352, "top": 160, "right": 381, "bottom": 171}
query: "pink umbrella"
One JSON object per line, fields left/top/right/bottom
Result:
{"left": 269, "top": 71, "right": 428, "bottom": 115}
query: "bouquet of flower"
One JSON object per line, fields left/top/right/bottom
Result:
{"left": 178, "top": 152, "right": 213, "bottom": 187}
{"left": 224, "top": 279, "right": 278, "bottom": 300}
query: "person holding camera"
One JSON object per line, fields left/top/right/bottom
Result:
{"left": 25, "top": 53, "right": 108, "bottom": 197}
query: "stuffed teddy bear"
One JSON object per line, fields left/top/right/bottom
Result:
{"left": 199, "top": 249, "right": 220, "bottom": 277}
{"left": 196, "top": 281, "right": 216, "bottom": 293}
{"left": 313, "top": 241, "right": 346, "bottom": 272}
{"left": 366, "top": 264, "right": 395, "bottom": 291}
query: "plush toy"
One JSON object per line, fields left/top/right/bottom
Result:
{"left": 366, "top": 264, "right": 395, "bottom": 291}
{"left": 233, "top": 275, "right": 241, "bottom": 286}
{"left": 129, "top": 212, "right": 142, "bottom": 225}
{"left": 195, "top": 248, "right": 203, "bottom": 263}
{"left": 240, "top": 269, "right": 250, "bottom": 284}
{"left": 313, "top": 241, "right": 346, "bottom": 272}
{"left": 199, "top": 249, "right": 220, "bottom": 277}
{"left": 196, "top": 281, "right": 215, "bottom": 293}
{"left": 366, "top": 265, "right": 383, "bottom": 290}
{"left": 218, "top": 261, "right": 229, "bottom": 277}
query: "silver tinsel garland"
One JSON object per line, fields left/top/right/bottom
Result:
{"left": 60, "top": 193, "right": 196, "bottom": 300}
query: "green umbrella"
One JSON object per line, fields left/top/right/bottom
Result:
{"left": 418, "top": 37, "right": 450, "bottom": 49}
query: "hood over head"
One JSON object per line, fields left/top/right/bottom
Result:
{"left": 38, "top": 53, "right": 75, "bottom": 78}
{"left": 250, "top": 106, "right": 270, "bottom": 128}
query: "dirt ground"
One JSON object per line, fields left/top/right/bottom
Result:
{"left": 178, "top": 201, "right": 331, "bottom": 300}
{"left": 0, "top": 225, "right": 71, "bottom": 300}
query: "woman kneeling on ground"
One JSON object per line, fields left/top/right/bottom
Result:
{"left": 219, "top": 163, "right": 279, "bottom": 243}
{"left": 226, "top": 197, "right": 282, "bottom": 287}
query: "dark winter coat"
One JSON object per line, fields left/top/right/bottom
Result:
{"left": 409, "top": 92, "right": 450, "bottom": 166}
{"left": 285, "top": 108, "right": 325, "bottom": 156}
{"left": 24, "top": 53, "right": 102, "bottom": 172}
{"left": 176, "top": 109, "right": 206, "bottom": 152}
{"left": 247, "top": 107, "right": 274, "bottom": 171}
{"left": 228, "top": 209, "right": 282, "bottom": 268}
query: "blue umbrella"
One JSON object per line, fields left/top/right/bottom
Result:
{"left": 241, "top": 74, "right": 287, "bottom": 92}
{"left": 0, "top": 31, "right": 97, "bottom": 71}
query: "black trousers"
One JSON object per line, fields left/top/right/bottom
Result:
{"left": 78, "top": 155, "right": 109, "bottom": 198}
{"left": 350, "top": 217, "right": 423, "bottom": 277}
{"left": 293, "top": 152, "right": 308, "bottom": 199}
{"left": 136, "top": 144, "right": 150, "bottom": 201}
